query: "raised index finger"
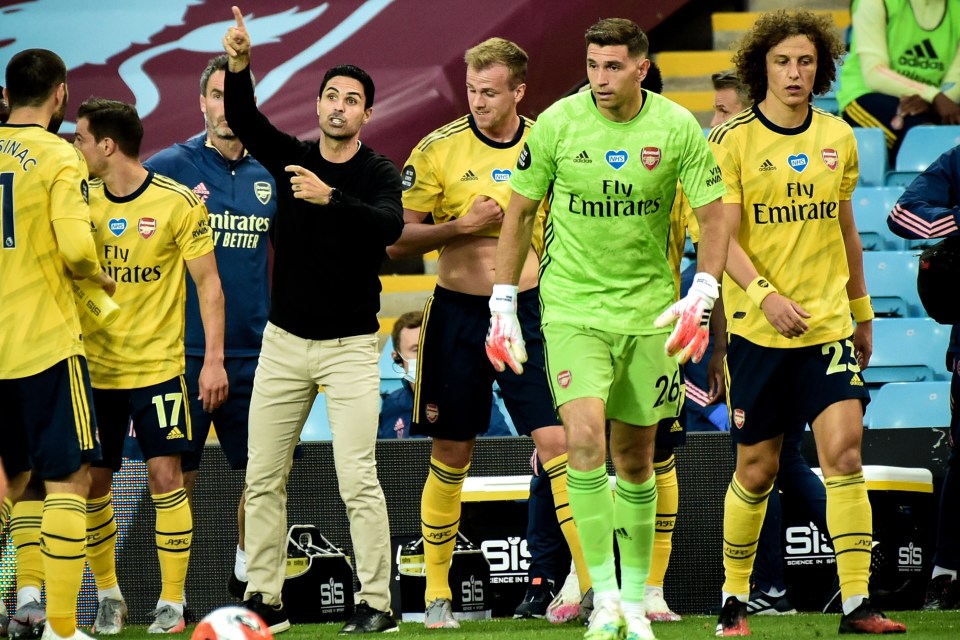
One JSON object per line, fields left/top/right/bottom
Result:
{"left": 232, "top": 5, "right": 246, "bottom": 30}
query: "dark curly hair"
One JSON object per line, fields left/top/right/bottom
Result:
{"left": 733, "top": 9, "right": 845, "bottom": 105}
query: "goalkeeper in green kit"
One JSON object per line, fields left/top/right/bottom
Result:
{"left": 486, "top": 17, "right": 730, "bottom": 640}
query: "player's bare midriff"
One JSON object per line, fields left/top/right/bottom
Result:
{"left": 437, "top": 234, "right": 539, "bottom": 297}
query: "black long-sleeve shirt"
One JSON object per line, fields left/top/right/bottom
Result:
{"left": 224, "top": 65, "right": 402, "bottom": 340}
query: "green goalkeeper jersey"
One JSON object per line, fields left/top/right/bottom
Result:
{"left": 510, "top": 89, "right": 724, "bottom": 334}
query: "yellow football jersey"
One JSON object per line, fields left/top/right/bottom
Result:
{"left": 666, "top": 185, "right": 702, "bottom": 298}
{"left": 0, "top": 124, "right": 93, "bottom": 378}
{"left": 82, "top": 172, "right": 213, "bottom": 388}
{"left": 709, "top": 106, "right": 858, "bottom": 348}
{"left": 400, "top": 115, "right": 547, "bottom": 256}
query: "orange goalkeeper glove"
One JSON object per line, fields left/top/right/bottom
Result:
{"left": 485, "top": 284, "right": 527, "bottom": 374}
{"left": 654, "top": 272, "right": 719, "bottom": 364}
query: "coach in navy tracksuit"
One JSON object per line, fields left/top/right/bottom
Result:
{"left": 145, "top": 54, "right": 277, "bottom": 597}
{"left": 887, "top": 146, "right": 960, "bottom": 609}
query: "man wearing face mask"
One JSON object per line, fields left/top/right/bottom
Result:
{"left": 378, "top": 311, "right": 512, "bottom": 439}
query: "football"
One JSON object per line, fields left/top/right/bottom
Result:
{"left": 190, "top": 607, "right": 273, "bottom": 640}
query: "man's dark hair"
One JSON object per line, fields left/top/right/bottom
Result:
{"left": 391, "top": 310, "right": 423, "bottom": 353}
{"left": 200, "top": 54, "right": 255, "bottom": 95}
{"left": 4, "top": 49, "right": 66, "bottom": 109}
{"left": 0, "top": 85, "right": 9, "bottom": 123}
{"left": 585, "top": 18, "right": 649, "bottom": 58}
{"left": 711, "top": 69, "right": 752, "bottom": 106}
{"left": 319, "top": 65, "right": 375, "bottom": 109}
{"left": 734, "top": 9, "right": 845, "bottom": 104}
{"left": 77, "top": 98, "right": 143, "bottom": 158}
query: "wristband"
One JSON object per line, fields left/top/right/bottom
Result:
{"left": 849, "top": 295, "right": 874, "bottom": 323}
{"left": 745, "top": 276, "right": 777, "bottom": 308}
{"left": 489, "top": 284, "right": 519, "bottom": 313}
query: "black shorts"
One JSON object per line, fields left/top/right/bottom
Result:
{"left": 726, "top": 334, "right": 870, "bottom": 445}
{"left": 655, "top": 412, "right": 686, "bottom": 449}
{"left": 0, "top": 356, "right": 101, "bottom": 479}
{"left": 92, "top": 375, "right": 192, "bottom": 472}
{"left": 181, "top": 356, "right": 256, "bottom": 472}
{"left": 412, "top": 286, "right": 559, "bottom": 441}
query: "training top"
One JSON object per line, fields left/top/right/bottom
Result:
{"left": 838, "top": 0, "right": 960, "bottom": 110}
{"left": 401, "top": 114, "right": 546, "bottom": 257}
{"left": 0, "top": 124, "right": 98, "bottom": 378}
{"left": 146, "top": 135, "right": 276, "bottom": 358}
{"left": 709, "top": 105, "right": 859, "bottom": 348}
{"left": 82, "top": 172, "right": 213, "bottom": 388}
{"left": 225, "top": 65, "right": 403, "bottom": 341}
{"left": 510, "top": 89, "right": 724, "bottom": 335}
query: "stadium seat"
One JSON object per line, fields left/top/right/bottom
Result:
{"left": 852, "top": 186, "right": 906, "bottom": 251}
{"left": 853, "top": 127, "right": 889, "bottom": 187}
{"left": 301, "top": 392, "right": 332, "bottom": 441}
{"left": 865, "top": 317, "right": 951, "bottom": 385}
{"left": 885, "top": 125, "right": 960, "bottom": 187}
{"left": 862, "top": 250, "right": 923, "bottom": 317}
{"left": 865, "top": 381, "right": 951, "bottom": 428}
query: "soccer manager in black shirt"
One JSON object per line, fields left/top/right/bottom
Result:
{"left": 223, "top": 7, "right": 402, "bottom": 635}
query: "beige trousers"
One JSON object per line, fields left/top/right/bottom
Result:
{"left": 244, "top": 322, "right": 392, "bottom": 612}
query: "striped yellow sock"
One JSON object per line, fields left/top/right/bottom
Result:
{"left": 647, "top": 455, "right": 678, "bottom": 590}
{"left": 153, "top": 488, "right": 192, "bottom": 604}
{"left": 421, "top": 457, "right": 468, "bottom": 603}
{"left": 825, "top": 471, "right": 872, "bottom": 602}
{"left": 543, "top": 453, "right": 591, "bottom": 593}
{"left": 11, "top": 501, "right": 44, "bottom": 592}
{"left": 42, "top": 493, "right": 87, "bottom": 637}
{"left": 721, "top": 475, "right": 772, "bottom": 597}
{"left": 1, "top": 497, "right": 12, "bottom": 535}
{"left": 86, "top": 493, "right": 118, "bottom": 590}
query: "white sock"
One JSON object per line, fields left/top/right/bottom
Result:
{"left": 97, "top": 586, "right": 123, "bottom": 603}
{"left": 156, "top": 600, "right": 184, "bottom": 615}
{"left": 592, "top": 590, "right": 622, "bottom": 608}
{"left": 722, "top": 591, "right": 748, "bottom": 606}
{"left": 842, "top": 595, "right": 866, "bottom": 616}
{"left": 644, "top": 586, "right": 663, "bottom": 598}
{"left": 932, "top": 565, "right": 958, "bottom": 581}
{"left": 235, "top": 545, "right": 248, "bottom": 581}
{"left": 622, "top": 600, "right": 645, "bottom": 617}
{"left": 17, "top": 587, "right": 41, "bottom": 609}
{"left": 764, "top": 586, "right": 786, "bottom": 598}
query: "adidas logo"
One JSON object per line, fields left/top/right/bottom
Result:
{"left": 759, "top": 159, "right": 776, "bottom": 172}
{"left": 900, "top": 39, "right": 944, "bottom": 70}
{"left": 166, "top": 426, "right": 185, "bottom": 440}
{"left": 460, "top": 170, "right": 478, "bottom": 181}
{"left": 614, "top": 527, "right": 632, "bottom": 541}
{"left": 573, "top": 150, "right": 592, "bottom": 163}
{"left": 850, "top": 374, "right": 863, "bottom": 387}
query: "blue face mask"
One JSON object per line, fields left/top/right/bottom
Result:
{"left": 401, "top": 355, "right": 416, "bottom": 384}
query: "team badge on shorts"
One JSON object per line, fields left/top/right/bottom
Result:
{"left": 821, "top": 148, "right": 838, "bottom": 171}
{"left": 733, "top": 408, "right": 745, "bottom": 429}
{"left": 641, "top": 147, "right": 661, "bottom": 170}
{"left": 557, "top": 370, "right": 572, "bottom": 389}
{"left": 425, "top": 403, "right": 439, "bottom": 423}
{"left": 138, "top": 217, "right": 157, "bottom": 239}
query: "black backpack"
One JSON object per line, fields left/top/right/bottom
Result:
{"left": 917, "top": 238, "right": 960, "bottom": 324}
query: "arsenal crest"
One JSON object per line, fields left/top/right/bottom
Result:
{"left": 425, "top": 403, "right": 439, "bottom": 423}
{"left": 733, "top": 408, "right": 745, "bottom": 429}
{"left": 641, "top": 147, "right": 661, "bottom": 170}
{"left": 138, "top": 217, "right": 157, "bottom": 239}
{"left": 254, "top": 181, "right": 273, "bottom": 205}
{"left": 557, "top": 370, "right": 572, "bottom": 389}
{"left": 821, "top": 148, "right": 838, "bottom": 171}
